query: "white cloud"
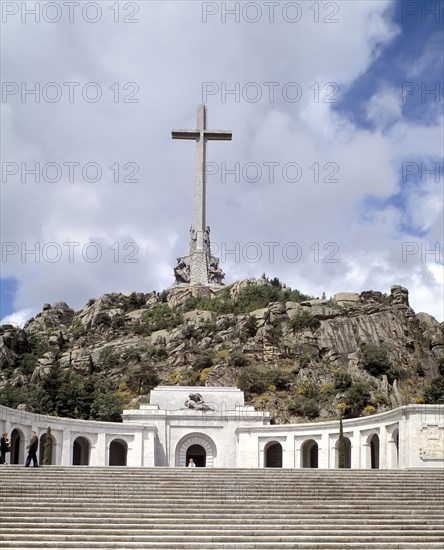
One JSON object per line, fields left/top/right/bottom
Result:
{"left": 366, "top": 84, "right": 402, "bottom": 129}
{"left": 1, "top": 309, "right": 35, "bottom": 328}
{"left": 1, "top": 0, "right": 443, "bottom": 322}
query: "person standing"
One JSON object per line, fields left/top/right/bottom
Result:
{"left": 0, "top": 432, "right": 10, "bottom": 464}
{"left": 187, "top": 458, "right": 196, "bottom": 468}
{"left": 25, "top": 431, "right": 39, "bottom": 467}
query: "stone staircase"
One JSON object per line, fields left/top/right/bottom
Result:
{"left": 0, "top": 467, "right": 443, "bottom": 549}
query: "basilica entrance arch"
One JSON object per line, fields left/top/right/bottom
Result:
{"left": 175, "top": 433, "right": 216, "bottom": 467}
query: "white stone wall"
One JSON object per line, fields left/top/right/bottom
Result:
{"left": 1, "top": 397, "right": 442, "bottom": 469}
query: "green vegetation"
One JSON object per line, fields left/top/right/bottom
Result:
{"left": 182, "top": 280, "right": 313, "bottom": 315}
{"left": 0, "top": 365, "right": 127, "bottom": 422}
{"left": 237, "top": 366, "right": 292, "bottom": 396}
{"left": 361, "top": 344, "right": 395, "bottom": 380}
{"left": 288, "top": 396, "right": 319, "bottom": 419}
{"left": 242, "top": 316, "right": 258, "bottom": 338}
{"left": 334, "top": 370, "right": 353, "bottom": 391}
{"left": 343, "top": 382, "right": 372, "bottom": 418}
{"left": 43, "top": 426, "right": 53, "bottom": 465}
{"left": 423, "top": 376, "right": 444, "bottom": 404}
{"left": 289, "top": 311, "right": 321, "bottom": 332}
{"left": 337, "top": 416, "right": 346, "bottom": 468}
{"left": 125, "top": 364, "right": 160, "bottom": 394}
{"left": 192, "top": 352, "right": 214, "bottom": 372}
{"left": 122, "top": 292, "right": 145, "bottom": 313}
{"left": 98, "top": 347, "right": 120, "bottom": 372}
{"left": 15, "top": 336, "right": 50, "bottom": 375}
{"left": 132, "top": 304, "right": 183, "bottom": 335}
{"left": 229, "top": 350, "right": 249, "bottom": 367}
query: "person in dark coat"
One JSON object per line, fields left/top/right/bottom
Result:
{"left": 0, "top": 432, "right": 10, "bottom": 464}
{"left": 25, "top": 431, "right": 39, "bottom": 467}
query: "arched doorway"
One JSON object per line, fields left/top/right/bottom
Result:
{"left": 176, "top": 434, "right": 216, "bottom": 467}
{"left": 265, "top": 442, "right": 283, "bottom": 468}
{"left": 73, "top": 436, "right": 90, "bottom": 465}
{"left": 370, "top": 434, "right": 380, "bottom": 469}
{"left": 39, "top": 433, "right": 56, "bottom": 465}
{"left": 302, "top": 439, "right": 318, "bottom": 468}
{"left": 336, "top": 437, "right": 352, "bottom": 468}
{"left": 109, "top": 439, "right": 128, "bottom": 466}
{"left": 186, "top": 444, "right": 206, "bottom": 467}
{"left": 10, "top": 428, "right": 25, "bottom": 464}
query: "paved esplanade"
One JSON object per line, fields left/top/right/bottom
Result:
{"left": 172, "top": 105, "right": 232, "bottom": 286}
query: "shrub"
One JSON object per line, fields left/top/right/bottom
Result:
{"left": 242, "top": 316, "right": 258, "bottom": 338}
{"left": 288, "top": 396, "right": 319, "bottom": 419}
{"left": 238, "top": 366, "right": 270, "bottom": 395}
{"left": 200, "top": 368, "right": 212, "bottom": 384}
{"left": 269, "top": 369, "right": 292, "bottom": 391}
{"left": 0, "top": 385, "right": 26, "bottom": 408}
{"left": 125, "top": 364, "right": 160, "bottom": 394}
{"left": 334, "top": 370, "right": 352, "bottom": 391}
{"left": 180, "top": 369, "right": 200, "bottom": 386}
{"left": 229, "top": 351, "right": 249, "bottom": 367}
{"left": 133, "top": 304, "right": 183, "bottom": 335}
{"left": 320, "top": 383, "right": 335, "bottom": 397}
{"left": 215, "top": 350, "right": 229, "bottom": 361}
{"left": 146, "top": 345, "right": 168, "bottom": 359}
{"left": 289, "top": 311, "right": 321, "bottom": 332}
{"left": 363, "top": 405, "right": 376, "bottom": 415}
{"left": 423, "top": 376, "right": 444, "bottom": 404}
{"left": 297, "top": 381, "right": 320, "bottom": 399}
{"left": 90, "top": 393, "right": 124, "bottom": 422}
{"left": 123, "top": 292, "right": 145, "bottom": 313}
{"left": 71, "top": 322, "right": 86, "bottom": 339}
{"left": 361, "top": 344, "right": 392, "bottom": 378}
{"left": 192, "top": 353, "right": 213, "bottom": 372}
{"left": 98, "top": 347, "right": 120, "bottom": 371}
{"left": 344, "top": 382, "right": 372, "bottom": 418}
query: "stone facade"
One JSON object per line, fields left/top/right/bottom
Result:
{"left": 1, "top": 386, "right": 443, "bottom": 469}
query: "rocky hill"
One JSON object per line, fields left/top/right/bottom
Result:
{"left": 0, "top": 278, "right": 443, "bottom": 423}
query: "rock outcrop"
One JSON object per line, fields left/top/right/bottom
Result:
{"left": 0, "top": 280, "right": 442, "bottom": 422}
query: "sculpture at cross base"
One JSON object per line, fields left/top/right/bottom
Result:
{"left": 172, "top": 105, "right": 232, "bottom": 286}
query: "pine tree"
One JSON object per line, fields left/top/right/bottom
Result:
{"left": 338, "top": 415, "right": 346, "bottom": 468}
{"left": 43, "top": 426, "right": 53, "bottom": 465}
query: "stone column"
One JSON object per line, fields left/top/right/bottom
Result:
{"left": 60, "top": 429, "right": 71, "bottom": 465}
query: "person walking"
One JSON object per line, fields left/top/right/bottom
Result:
{"left": 25, "top": 431, "right": 39, "bottom": 467}
{"left": 0, "top": 432, "right": 10, "bottom": 464}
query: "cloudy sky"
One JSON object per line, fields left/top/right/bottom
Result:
{"left": 1, "top": 0, "right": 443, "bottom": 325}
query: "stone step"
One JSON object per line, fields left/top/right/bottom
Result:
{"left": 1, "top": 468, "right": 442, "bottom": 550}
{"left": 2, "top": 519, "right": 443, "bottom": 528}
{"left": 2, "top": 526, "right": 443, "bottom": 536}
{"left": 4, "top": 533, "right": 444, "bottom": 542}
{"left": 1, "top": 543, "right": 444, "bottom": 549}
{"left": 1, "top": 521, "right": 444, "bottom": 534}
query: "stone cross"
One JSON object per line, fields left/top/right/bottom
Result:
{"left": 172, "top": 104, "right": 232, "bottom": 234}
{"left": 172, "top": 105, "right": 232, "bottom": 285}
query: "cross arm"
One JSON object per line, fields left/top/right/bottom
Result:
{"left": 205, "top": 131, "right": 232, "bottom": 141}
{"left": 172, "top": 130, "right": 200, "bottom": 140}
